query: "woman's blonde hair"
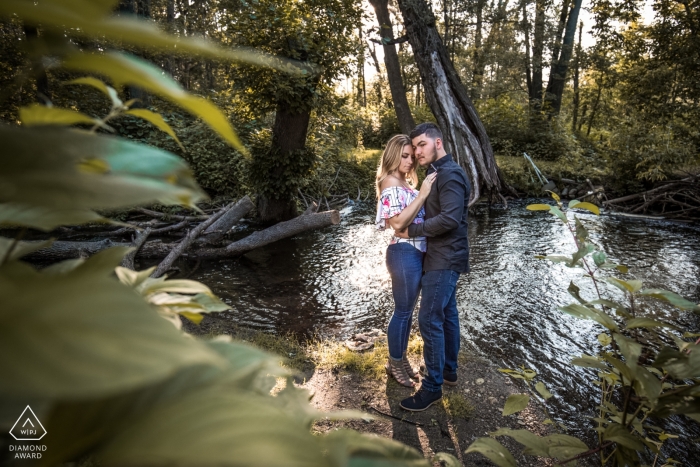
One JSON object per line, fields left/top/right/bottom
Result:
{"left": 375, "top": 134, "right": 417, "bottom": 197}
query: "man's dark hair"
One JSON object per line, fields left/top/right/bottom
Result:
{"left": 409, "top": 122, "right": 443, "bottom": 141}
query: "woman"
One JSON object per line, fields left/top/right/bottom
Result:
{"left": 375, "top": 134, "right": 436, "bottom": 388}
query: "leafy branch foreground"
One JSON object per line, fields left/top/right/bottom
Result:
{"left": 466, "top": 194, "right": 700, "bottom": 467}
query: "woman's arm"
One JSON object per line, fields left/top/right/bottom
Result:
{"left": 385, "top": 173, "right": 437, "bottom": 232}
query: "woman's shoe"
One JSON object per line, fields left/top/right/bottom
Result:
{"left": 402, "top": 352, "right": 419, "bottom": 380}
{"left": 385, "top": 358, "right": 416, "bottom": 387}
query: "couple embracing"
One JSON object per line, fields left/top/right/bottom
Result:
{"left": 375, "top": 122, "right": 471, "bottom": 412}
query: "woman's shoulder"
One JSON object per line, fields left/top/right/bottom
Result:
{"left": 379, "top": 178, "right": 403, "bottom": 192}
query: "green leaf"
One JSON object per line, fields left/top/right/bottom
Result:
{"left": 572, "top": 355, "right": 608, "bottom": 370}
{"left": 1, "top": 0, "right": 313, "bottom": 75}
{"left": 571, "top": 243, "right": 595, "bottom": 266}
{"left": 605, "top": 277, "right": 643, "bottom": 294}
{"left": 491, "top": 428, "right": 549, "bottom": 457}
{"left": 568, "top": 199, "right": 580, "bottom": 209}
{"left": 0, "top": 237, "right": 53, "bottom": 262}
{"left": 537, "top": 255, "right": 574, "bottom": 264}
{"left": 62, "top": 52, "right": 244, "bottom": 152}
{"left": 125, "top": 109, "right": 184, "bottom": 150}
{"left": 432, "top": 452, "right": 461, "bottom": 467}
{"left": 603, "top": 354, "right": 635, "bottom": 385}
{"left": 597, "top": 333, "right": 612, "bottom": 347}
{"left": 0, "top": 248, "right": 224, "bottom": 399}
{"left": 535, "top": 382, "right": 553, "bottom": 399}
{"left": 574, "top": 216, "right": 588, "bottom": 242}
{"left": 526, "top": 204, "right": 552, "bottom": 211}
{"left": 19, "top": 103, "right": 98, "bottom": 127}
{"left": 587, "top": 299, "right": 632, "bottom": 318}
{"left": 653, "top": 345, "right": 700, "bottom": 380}
{"left": 612, "top": 333, "right": 642, "bottom": 370}
{"left": 0, "top": 203, "right": 113, "bottom": 231}
{"left": 549, "top": 205, "right": 568, "bottom": 223}
{"left": 592, "top": 251, "right": 607, "bottom": 267}
{"left": 502, "top": 394, "right": 530, "bottom": 416}
{"left": 603, "top": 423, "right": 645, "bottom": 451}
{"left": 639, "top": 289, "right": 700, "bottom": 312}
{"left": 626, "top": 318, "right": 677, "bottom": 330}
{"left": 558, "top": 303, "right": 620, "bottom": 332}
{"left": 567, "top": 281, "right": 586, "bottom": 304}
{"left": 465, "top": 438, "right": 516, "bottom": 467}
{"left": 569, "top": 201, "right": 600, "bottom": 215}
{"left": 541, "top": 434, "right": 589, "bottom": 459}
{"left": 0, "top": 125, "right": 206, "bottom": 210}
{"left": 64, "top": 77, "right": 123, "bottom": 108}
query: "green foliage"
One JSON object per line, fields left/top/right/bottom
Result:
{"left": 0, "top": 3, "right": 459, "bottom": 466}
{"left": 467, "top": 193, "right": 700, "bottom": 465}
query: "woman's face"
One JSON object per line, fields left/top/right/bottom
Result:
{"left": 397, "top": 144, "right": 415, "bottom": 175}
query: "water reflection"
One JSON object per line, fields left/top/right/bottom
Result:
{"left": 190, "top": 199, "right": 700, "bottom": 457}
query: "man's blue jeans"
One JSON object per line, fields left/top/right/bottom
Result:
{"left": 418, "top": 269, "right": 460, "bottom": 392}
{"left": 385, "top": 243, "right": 424, "bottom": 360}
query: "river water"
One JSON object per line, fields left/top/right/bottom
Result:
{"left": 190, "top": 199, "right": 700, "bottom": 460}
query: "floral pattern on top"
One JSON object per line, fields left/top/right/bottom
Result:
{"left": 375, "top": 186, "right": 427, "bottom": 253}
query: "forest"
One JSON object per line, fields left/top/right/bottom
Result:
{"left": 1, "top": 0, "right": 699, "bottom": 466}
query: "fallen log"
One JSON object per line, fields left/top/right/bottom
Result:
{"left": 151, "top": 200, "right": 236, "bottom": 277}
{"left": 21, "top": 210, "right": 341, "bottom": 262}
{"left": 197, "top": 195, "right": 254, "bottom": 245}
{"left": 136, "top": 208, "right": 209, "bottom": 222}
{"left": 603, "top": 178, "right": 692, "bottom": 206}
{"left": 120, "top": 227, "right": 152, "bottom": 270}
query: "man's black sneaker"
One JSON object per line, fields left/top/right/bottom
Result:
{"left": 400, "top": 388, "right": 443, "bottom": 412}
{"left": 419, "top": 364, "right": 458, "bottom": 387}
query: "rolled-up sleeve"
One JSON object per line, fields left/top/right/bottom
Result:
{"left": 407, "top": 175, "right": 465, "bottom": 237}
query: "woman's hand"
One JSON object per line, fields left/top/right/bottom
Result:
{"left": 418, "top": 172, "right": 437, "bottom": 199}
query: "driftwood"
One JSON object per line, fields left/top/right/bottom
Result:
{"left": 198, "top": 195, "right": 254, "bottom": 245}
{"left": 136, "top": 208, "right": 208, "bottom": 222}
{"left": 151, "top": 201, "right": 236, "bottom": 278}
{"left": 22, "top": 210, "right": 341, "bottom": 262}
{"left": 603, "top": 175, "right": 699, "bottom": 219}
{"left": 120, "top": 227, "right": 152, "bottom": 270}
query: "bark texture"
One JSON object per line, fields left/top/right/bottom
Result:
{"left": 370, "top": 0, "right": 416, "bottom": 134}
{"left": 397, "top": 0, "right": 504, "bottom": 204}
{"left": 257, "top": 103, "right": 312, "bottom": 223}
{"left": 23, "top": 211, "right": 340, "bottom": 262}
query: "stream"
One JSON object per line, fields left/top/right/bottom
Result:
{"left": 189, "top": 199, "right": 700, "bottom": 461}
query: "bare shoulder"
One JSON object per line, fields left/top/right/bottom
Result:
{"left": 379, "top": 177, "right": 402, "bottom": 192}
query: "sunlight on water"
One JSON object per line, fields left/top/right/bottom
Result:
{"left": 190, "top": 199, "right": 700, "bottom": 460}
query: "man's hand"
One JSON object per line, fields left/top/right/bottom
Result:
{"left": 394, "top": 228, "right": 409, "bottom": 239}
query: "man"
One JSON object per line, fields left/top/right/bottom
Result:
{"left": 394, "top": 122, "right": 471, "bottom": 411}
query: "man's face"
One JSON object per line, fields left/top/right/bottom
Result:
{"left": 412, "top": 134, "right": 439, "bottom": 167}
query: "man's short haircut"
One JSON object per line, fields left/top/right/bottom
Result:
{"left": 409, "top": 122, "right": 443, "bottom": 141}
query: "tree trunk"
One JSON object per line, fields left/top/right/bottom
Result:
{"left": 544, "top": 0, "right": 583, "bottom": 115}
{"left": 370, "top": 0, "right": 416, "bottom": 134}
{"left": 550, "top": 0, "right": 570, "bottom": 73}
{"left": 357, "top": 26, "right": 366, "bottom": 107}
{"left": 22, "top": 25, "right": 51, "bottom": 103}
{"left": 521, "top": 0, "right": 533, "bottom": 98}
{"left": 530, "top": 0, "right": 545, "bottom": 106}
{"left": 571, "top": 21, "right": 583, "bottom": 133}
{"left": 470, "top": 0, "right": 486, "bottom": 99}
{"left": 256, "top": 103, "right": 312, "bottom": 223}
{"left": 367, "top": 42, "right": 384, "bottom": 104}
{"left": 397, "top": 0, "right": 504, "bottom": 204}
{"left": 22, "top": 211, "right": 340, "bottom": 262}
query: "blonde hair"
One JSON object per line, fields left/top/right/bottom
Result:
{"left": 375, "top": 134, "right": 418, "bottom": 197}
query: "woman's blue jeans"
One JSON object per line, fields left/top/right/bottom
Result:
{"left": 385, "top": 242, "right": 424, "bottom": 360}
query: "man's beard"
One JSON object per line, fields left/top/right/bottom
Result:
{"left": 431, "top": 146, "right": 438, "bottom": 163}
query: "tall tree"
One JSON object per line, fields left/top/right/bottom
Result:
{"left": 544, "top": 0, "right": 583, "bottom": 114}
{"left": 396, "top": 0, "right": 506, "bottom": 203}
{"left": 530, "top": 0, "right": 546, "bottom": 107}
{"left": 219, "top": 0, "right": 360, "bottom": 222}
{"left": 369, "top": 0, "right": 415, "bottom": 133}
